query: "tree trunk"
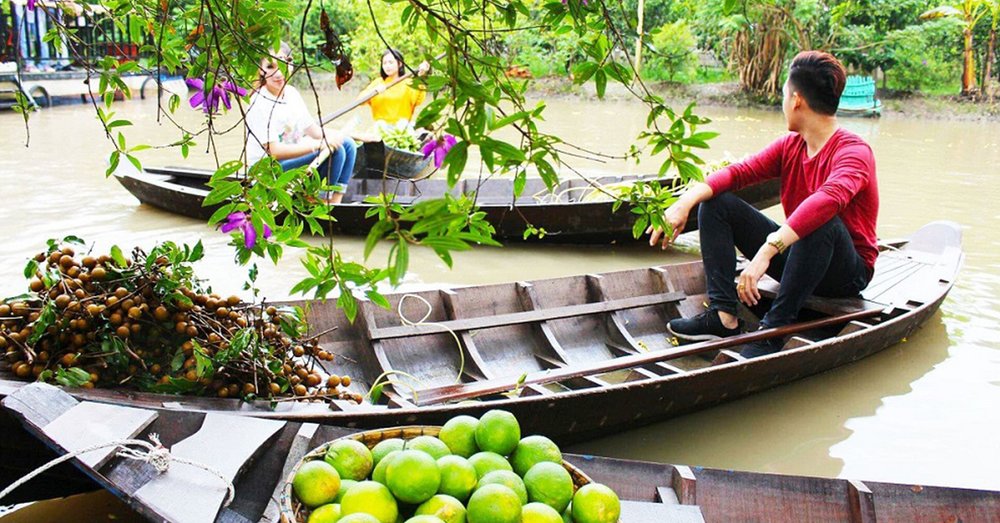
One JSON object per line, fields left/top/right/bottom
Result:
{"left": 985, "top": 29, "right": 997, "bottom": 99}
{"left": 634, "top": 0, "right": 645, "bottom": 80}
{"left": 962, "top": 27, "right": 978, "bottom": 96}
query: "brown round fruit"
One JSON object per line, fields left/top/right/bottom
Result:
{"left": 90, "top": 267, "right": 106, "bottom": 280}
{"left": 116, "top": 325, "right": 130, "bottom": 338}
{"left": 153, "top": 306, "right": 169, "bottom": 321}
{"left": 59, "top": 255, "right": 75, "bottom": 269}
{"left": 28, "top": 278, "right": 44, "bottom": 292}
{"left": 54, "top": 294, "right": 71, "bottom": 309}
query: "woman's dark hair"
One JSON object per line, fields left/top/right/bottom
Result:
{"left": 787, "top": 51, "right": 847, "bottom": 116}
{"left": 380, "top": 49, "right": 405, "bottom": 79}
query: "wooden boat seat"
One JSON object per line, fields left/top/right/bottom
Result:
{"left": 367, "top": 290, "right": 686, "bottom": 341}
{"left": 756, "top": 276, "right": 885, "bottom": 316}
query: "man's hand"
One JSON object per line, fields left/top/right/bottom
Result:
{"left": 646, "top": 204, "right": 690, "bottom": 249}
{"left": 737, "top": 254, "right": 770, "bottom": 306}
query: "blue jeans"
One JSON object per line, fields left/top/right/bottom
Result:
{"left": 278, "top": 138, "right": 357, "bottom": 193}
{"left": 697, "top": 193, "right": 873, "bottom": 329}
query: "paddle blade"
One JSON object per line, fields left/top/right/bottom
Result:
{"left": 319, "top": 9, "right": 354, "bottom": 89}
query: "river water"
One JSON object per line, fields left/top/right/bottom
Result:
{"left": 1, "top": 91, "right": 998, "bottom": 492}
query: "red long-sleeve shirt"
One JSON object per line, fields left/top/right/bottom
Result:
{"left": 705, "top": 128, "right": 879, "bottom": 269}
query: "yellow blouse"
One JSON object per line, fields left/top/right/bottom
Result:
{"left": 363, "top": 77, "right": 426, "bottom": 125}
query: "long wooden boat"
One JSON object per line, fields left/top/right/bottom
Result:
{"left": 0, "top": 221, "right": 962, "bottom": 449}
{"left": 2, "top": 383, "right": 997, "bottom": 522}
{"left": 112, "top": 144, "right": 782, "bottom": 243}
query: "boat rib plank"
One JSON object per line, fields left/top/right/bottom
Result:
{"left": 369, "top": 290, "right": 685, "bottom": 340}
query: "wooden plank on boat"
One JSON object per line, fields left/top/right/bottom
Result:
{"left": 414, "top": 306, "right": 885, "bottom": 406}
{"left": 41, "top": 401, "right": 158, "bottom": 469}
{"left": 672, "top": 465, "right": 698, "bottom": 505}
{"left": 0, "top": 381, "right": 79, "bottom": 428}
{"left": 134, "top": 413, "right": 286, "bottom": 523}
{"left": 369, "top": 291, "right": 686, "bottom": 340}
{"left": 620, "top": 500, "right": 705, "bottom": 522}
{"left": 847, "top": 479, "right": 876, "bottom": 523}
{"left": 260, "top": 423, "right": 318, "bottom": 523}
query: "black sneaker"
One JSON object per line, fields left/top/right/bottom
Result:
{"left": 667, "top": 310, "right": 742, "bottom": 342}
{"left": 739, "top": 337, "right": 784, "bottom": 358}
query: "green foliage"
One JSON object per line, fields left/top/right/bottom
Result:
{"left": 887, "top": 18, "right": 964, "bottom": 91}
{"left": 645, "top": 20, "right": 699, "bottom": 82}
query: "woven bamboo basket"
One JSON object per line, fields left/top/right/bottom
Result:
{"left": 279, "top": 426, "right": 592, "bottom": 523}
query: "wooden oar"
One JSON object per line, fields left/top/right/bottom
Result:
{"left": 319, "top": 52, "right": 447, "bottom": 127}
{"left": 413, "top": 305, "right": 889, "bottom": 406}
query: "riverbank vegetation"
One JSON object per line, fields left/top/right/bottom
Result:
{"left": 309, "top": 0, "right": 999, "bottom": 108}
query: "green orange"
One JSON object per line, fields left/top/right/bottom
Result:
{"left": 406, "top": 435, "right": 452, "bottom": 460}
{"left": 466, "top": 484, "right": 522, "bottom": 523}
{"left": 305, "top": 503, "right": 341, "bottom": 523}
{"left": 477, "top": 470, "right": 528, "bottom": 505}
{"left": 324, "top": 439, "right": 374, "bottom": 482}
{"left": 414, "top": 494, "right": 467, "bottom": 523}
{"left": 385, "top": 449, "right": 441, "bottom": 504}
{"left": 337, "top": 514, "right": 382, "bottom": 523}
{"left": 292, "top": 460, "right": 341, "bottom": 508}
{"left": 524, "top": 462, "right": 574, "bottom": 513}
{"left": 474, "top": 410, "right": 520, "bottom": 456}
{"left": 339, "top": 480, "right": 398, "bottom": 523}
{"left": 438, "top": 415, "right": 480, "bottom": 457}
{"left": 372, "top": 450, "right": 401, "bottom": 484}
{"left": 372, "top": 438, "right": 405, "bottom": 465}
{"left": 511, "top": 435, "right": 562, "bottom": 476}
{"left": 436, "top": 455, "right": 479, "bottom": 501}
{"left": 404, "top": 517, "right": 445, "bottom": 523}
{"left": 522, "top": 502, "right": 564, "bottom": 523}
{"left": 571, "top": 483, "right": 621, "bottom": 523}
{"left": 467, "top": 451, "right": 513, "bottom": 479}
{"left": 334, "top": 479, "right": 358, "bottom": 503}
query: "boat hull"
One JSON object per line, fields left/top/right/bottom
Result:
{"left": 113, "top": 155, "right": 782, "bottom": 243}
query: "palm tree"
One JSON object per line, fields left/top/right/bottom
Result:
{"left": 921, "top": 1, "right": 989, "bottom": 96}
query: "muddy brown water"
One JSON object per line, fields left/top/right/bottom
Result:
{"left": 1, "top": 92, "right": 998, "bottom": 492}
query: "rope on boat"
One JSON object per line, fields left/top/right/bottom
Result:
{"left": 0, "top": 433, "right": 235, "bottom": 506}
{"left": 398, "top": 294, "right": 466, "bottom": 383}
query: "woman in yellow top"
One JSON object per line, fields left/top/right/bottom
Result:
{"left": 361, "top": 49, "right": 430, "bottom": 126}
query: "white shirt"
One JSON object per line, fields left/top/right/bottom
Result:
{"left": 244, "top": 85, "right": 314, "bottom": 165}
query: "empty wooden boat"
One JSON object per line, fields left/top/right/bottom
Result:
{"left": 112, "top": 150, "right": 782, "bottom": 243}
{"left": 0, "top": 222, "right": 963, "bottom": 449}
{"left": 1, "top": 383, "right": 996, "bottom": 522}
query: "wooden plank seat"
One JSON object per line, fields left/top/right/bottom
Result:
{"left": 368, "top": 290, "right": 687, "bottom": 341}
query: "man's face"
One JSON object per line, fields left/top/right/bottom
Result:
{"left": 782, "top": 80, "right": 798, "bottom": 131}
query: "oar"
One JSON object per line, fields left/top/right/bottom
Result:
{"left": 413, "top": 305, "right": 889, "bottom": 406}
{"left": 319, "top": 52, "right": 447, "bottom": 127}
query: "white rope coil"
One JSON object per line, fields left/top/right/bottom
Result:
{"left": 0, "top": 433, "right": 235, "bottom": 507}
{"left": 398, "top": 293, "right": 465, "bottom": 383}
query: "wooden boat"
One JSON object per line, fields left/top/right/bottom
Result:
{"left": 111, "top": 145, "right": 782, "bottom": 243}
{"left": 838, "top": 75, "right": 883, "bottom": 118}
{"left": 0, "top": 221, "right": 963, "bottom": 448}
{"left": 2, "top": 382, "right": 997, "bottom": 522}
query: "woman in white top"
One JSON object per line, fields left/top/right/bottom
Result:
{"left": 245, "top": 42, "right": 357, "bottom": 204}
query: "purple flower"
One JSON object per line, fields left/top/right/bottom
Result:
{"left": 220, "top": 212, "right": 271, "bottom": 249}
{"left": 421, "top": 134, "right": 458, "bottom": 169}
{"left": 186, "top": 77, "right": 247, "bottom": 114}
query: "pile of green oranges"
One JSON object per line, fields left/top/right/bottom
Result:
{"left": 291, "top": 410, "right": 621, "bottom": 523}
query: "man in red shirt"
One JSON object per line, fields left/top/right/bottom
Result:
{"left": 648, "top": 51, "right": 879, "bottom": 358}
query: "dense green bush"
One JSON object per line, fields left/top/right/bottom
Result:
{"left": 644, "top": 20, "right": 699, "bottom": 82}
{"left": 885, "top": 18, "right": 963, "bottom": 92}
